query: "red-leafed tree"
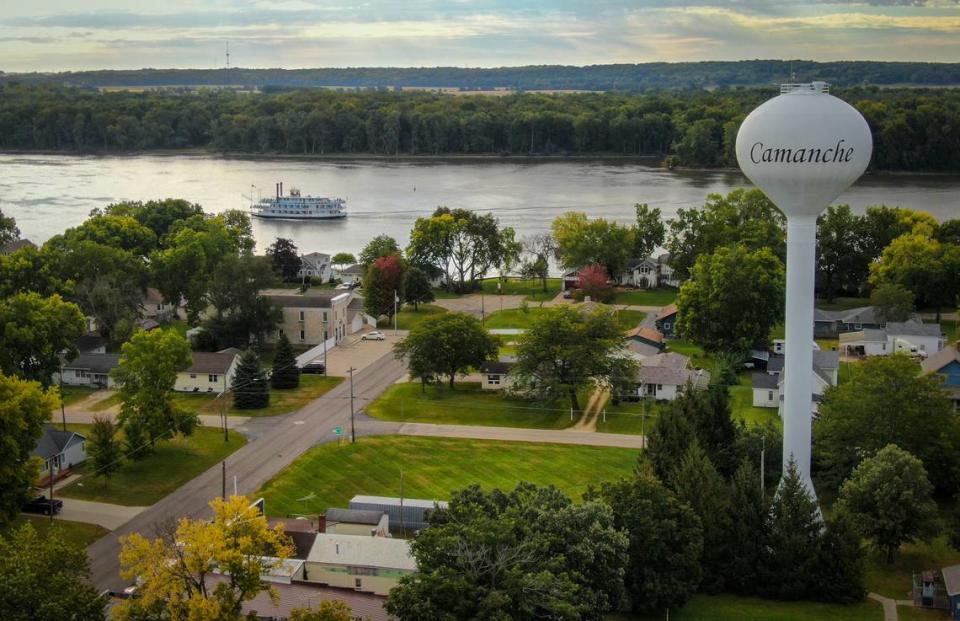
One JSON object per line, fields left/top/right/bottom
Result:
{"left": 577, "top": 263, "right": 614, "bottom": 303}
{"left": 364, "top": 254, "right": 405, "bottom": 319}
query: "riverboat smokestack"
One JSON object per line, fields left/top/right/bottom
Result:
{"left": 735, "top": 82, "right": 871, "bottom": 500}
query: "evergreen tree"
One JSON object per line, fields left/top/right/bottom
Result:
{"left": 812, "top": 509, "right": 867, "bottom": 604}
{"left": 759, "top": 460, "right": 821, "bottom": 600}
{"left": 646, "top": 394, "right": 696, "bottom": 481}
{"left": 232, "top": 349, "right": 270, "bottom": 410}
{"left": 270, "top": 333, "right": 300, "bottom": 389}
{"left": 402, "top": 266, "right": 434, "bottom": 310}
{"left": 696, "top": 385, "right": 739, "bottom": 476}
{"left": 669, "top": 443, "right": 732, "bottom": 593}
{"left": 725, "top": 460, "right": 768, "bottom": 595}
{"left": 88, "top": 415, "right": 122, "bottom": 484}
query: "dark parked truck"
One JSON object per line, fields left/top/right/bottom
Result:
{"left": 22, "top": 495, "right": 63, "bottom": 516}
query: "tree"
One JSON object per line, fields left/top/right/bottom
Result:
{"left": 869, "top": 232, "right": 960, "bottom": 321}
{"left": 551, "top": 211, "right": 634, "bottom": 276}
{"left": 115, "top": 495, "right": 294, "bottom": 621}
{"left": 88, "top": 415, "right": 122, "bottom": 484}
{"left": 0, "top": 292, "right": 85, "bottom": 386}
{"left": 270, "top": 333, "right": 300, "bottom": 389}
{"left": 815, "top": 354, "right": 959, "bottom": 491}
{"left": 576, "top": 263, "right": 614, "bottom": 303}
{"left": 812, "top": 509, "right": 867, "bottom": 604}
{"left": 359, "top": 234, "right": 400, "bottom": 268}
{"left": 331, "top": 252, "right": 356, "bottom": 274}
{"left": 288, "top": 602, "right": 354, "bottom": 621}
{"left": 0, "top": 208, "right": 20, "bottom": 247}
{"left": 101, "top": 198, "right": 204, "bottom": 242}
{"left": 839, "top": 444, "right": 938, "bottom": 563}
{"left": 402, "top": 265, "right": 435, "bottom": 310}
{"left": 646, "top": 397, "right": 696, "bottom": 481}
{"left": 725, "top": 461, "right": 768, "bottom": 595}
{"left": 520, "top": 233, "right": 556, "bottom": 292}
{"left": 364, "top": 254, "right": 404, "bottom": 319}
{"left": 633, "top": 203, "right": 665, "bottom": 259}
{"left": 666, "top": 189, "right": 785, "bottom": 280}
{"left": 394, "top": 312, "right": 498, "bottom": 390}
{"left": 817, "top": 204, "right": 869, "bottom": 301}
{"left": 870, "top": 282, "right": 915, "bottom": 323}
{"left": 386, "top": 483, "right": 627, "bottom": 620}
{"left": 512, "top": 305, "right": 637, "bottom": 411}
{"left": 589, "top": 468, "right": 703, "bottom": 614}
{"left": 0, "top": 522, "right": 105, "bottom": 621}
{"left": 267, "top": 237, "right": 302, "bottom": 282}
{"left": 205, "top": 254, "right": 280, "bottom": 347}
{"left": 0, "top": 374, "right": 57, "bottom": 527}
{"left": 233, "top": 349, "right": 270, "bottom": 410}
{"left": 112, "top": 329, "right": 195, "bottom": 454}
{"left": 408, "top": 208, "right": 508, "bottom": 291}
{"left": 675, "top": 244, "right": 785, "bottom": 353}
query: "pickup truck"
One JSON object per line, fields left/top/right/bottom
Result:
{"left": 22, "top": 495, "right": 63, "bottom": 516}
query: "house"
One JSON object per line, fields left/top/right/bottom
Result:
{"left": 633, "top": 352, "right": 710, "bottom": 401}
{"left": 349, "top": 495, "right": 448, "bottom": 534}
{"left": 173, "top": 351, "right": 240, "bottom": 393}
{"left": 655, "top": 304, "right": 679, "bottom": 338}
{"left": 74, "top": 333, "right": 108, "bottom": 354}
{"left": 335, "top": 263, "right": 365, "bottom": 285}
{"left": 922, "top": 343, "right": 960, "bottom": 412}
{"left": 752, "top": 350, "right": 840, "bottom": 416}
{"left": 624, "top": 326, "right": 666, "bottom": 357}
{"left": 57, "top": 353, "right": 120, "bottom": 388}
{"left": 616, "top": 257, "right": 659, "bottom": 288}
{"left": 303, "top": 533, "right": 416, "bottom": 596}
{"left": 140, "top": 287, "right": 178, "bottom": 320}
{"left": 0, "top": 238, "right": 35, "bottom": 255}
{"left": 32, "top": 426, "right": 86, "bottom": 482}
{"left": 657, "top": 253, "right": 680, "bottom": 288}
{"left": 324, "top": 508, "right": 390, "bottom": 537}
{"left": 941, "top": 564, "right": 960, "bottom": 620}
{"left": 813, "top": 306, "right": 884, "bottom": 338}
{"left": 561, "top": 267, "right": 581, "bottom": 291}
{"left": 480, "top": 358, "right": 516, "bottom": 391}
{"left": 347, "top": 297, "right": 378, "bottom": 334}
{"left": 841, "top": 319, "right": 944, "bottom": 358}
{"left": 298, "top": 252, "right": 332, "bottom": 282}
{"left": 265, "top": 289, "right": 354, "bottom": 346}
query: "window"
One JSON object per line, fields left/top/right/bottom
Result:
{"left": 487, "top": 374, "right": 501, "bottom": 385}
{"left": 920, "top": 344, "right": 926, "bottom": 351}
{"left": 854, "top": 323, "right": 862, "bottom": 330}
{"left": 298, "top": 310, "right": 305, "bottom": 321}
{"left": 278, "top": 328, "right": 284, "bottom": 337}
{"left": 768, "top": 390, "right": 774, "bottom": 401}
{"left": 190, "top": 373, "right": 196, "bottom": 379}
{"left": 299, "top": 330, "right": 305, "bottom": 342}
{"left": 208, "top": 374, "right": 219, "bottom": 383}
{"left": 355, "top": 578, "right": 362, "bottom": 589}
{"left": 156, "top": 304, "right": 162, "bottom": 311}
{"left": 663, "top": 322, "right": 672, "bottom": 330}
{"left": 75, "top": 370, "right": 82, "bottom": 377}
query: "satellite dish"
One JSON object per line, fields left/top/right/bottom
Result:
{"left": 736, "top": 82, "right": 872, "bottom": 218}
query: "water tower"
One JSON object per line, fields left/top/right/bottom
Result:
{"left": 736, "top": 82, "right": 872, "bottom": 498}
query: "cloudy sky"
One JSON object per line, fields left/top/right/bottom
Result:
{"left": 2, "top": 0, "right": 959, "bottom": 72}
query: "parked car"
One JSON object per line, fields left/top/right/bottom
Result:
{"left": 301, "top": 361, "right": 326, "bottom": 374}
{"left": 362, "top": 331, "right": 386, "bottom": 341}
{"left": 334, "top": 283, "right": 351, "bottom": 290}
{"left": 22, "top": 495, "right": 63, "bottom": 516}
{"left": 562, "top": 290, "right": 573, "bottom": 299}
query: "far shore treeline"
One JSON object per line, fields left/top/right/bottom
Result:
{"left": 1, "top": 84, "right": 959, "bottom": 171}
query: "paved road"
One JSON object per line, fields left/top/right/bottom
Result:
{"left": 86, "top": 350, "right": 408, "bottom": 592}
{"left": 393, "top": 421, "right": 646, "bottom": 448}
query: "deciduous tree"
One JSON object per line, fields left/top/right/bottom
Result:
{"left": 364, "top": 254, "right": 404, "bottom": 319}
{"left": 267, "top": 237, "right": 302, "bottom": 282}
{"left": 289, "top": 602, "right": 354, "bottom": 621}
{"left": 870, "top": 282, "right": 915, "bottom": 323}
{"left": 633, "top": 203, "right": 665, "bottom": 259}
{"left": 0, "top": 292, "right": 85, "bottom": 386}
{"left": 0, "top": 207, "right": 19, "bottom": 247}
{"left": 402, "top": 266, "right": 435, "bottom": 310}
{"left": 551, "top": 211, "right": 634, "bottom": 276}
{"left": 359, "top": 234, "right": 400, "bottom": 268}
{"left": 88, "top": 415, "right": 122, "bottom": 484}
{"left": 205, "top": 254, "right": 280, "bottom": 347}
{"left": 817, "top": 204, "right": 869, "bottom": 301}
{"left": 331, "top": 252, "right": 356, "bottom": 274}
{"left": 394, "top": 312, "right": 498, "bottom": 390}
{"left": 869, "top": 232, "right": 960, "bottom": 321}
{"left": 576, "top": 263, "right": 614, "bottom": 303}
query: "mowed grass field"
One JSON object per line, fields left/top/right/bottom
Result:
{"left": 609, "top": 594, "right": 884, "bottom": 621}
{"left": 612, "top": 288, "right": 678, "bottom": 307}
{"left": 257, "top": 435, "right": 638, "bottom": 517}
{"left": 9, "top": 515, "right": 110, "bottom": 549}
{"left": 366, "top": 382, "right": 578, "bottom": 429}
{"left": 171, "top": 374, "right": 343, "bottom": 418}
{"left": 479, "top": 277, "right": 561, "bottom": 301}
{"left": 393, "top": 304, "right": 447, "bottom": 330}
{"left": 59, "top": 424, "right": 245, "bottom": 506}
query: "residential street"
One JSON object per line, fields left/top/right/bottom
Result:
{"left": 392, "top": 421, "right": 646, "bottom": 448}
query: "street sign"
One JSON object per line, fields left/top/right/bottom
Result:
{"left": 333, "top": 426, "right": 342, "bottom": 436}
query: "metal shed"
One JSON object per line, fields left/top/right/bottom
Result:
{"left": 348, "top": 495, "right": 448, "bottom": 534}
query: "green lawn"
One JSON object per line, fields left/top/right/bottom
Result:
{"left": 617, "top": 310, "right": 647, "bottom": 329}
{"left": 8, "top": 515, "right": 110, "bottom": 548}
{"left": 59, "top": 424, "right": 245, "bottom": 506}
{"left": 610, "top": 593, "right": 883, "bottom": 621}
{"left": 865, "top": 536, "right": 960, "bottom": 600}
{"left": 88, "top": 392, "right": 121, "bottom": 411}
{"left": 595, "top": 399, "right": 663, "bottom": 435}
{"left": 730, "top": 384, "right": 781, "bottom": 428}
{"left": 665, "top": 340, "right": 719, "bottom": 376}
{"left": 483, "top": 307, "right": 549, "bottom": 330}
{"left": 816, "top": 297, "right": 871, "bottom": 311}
{"left": 479, "top": 277, "right": 561, "bottom": 302}
{"left": 394, "top": 304, "right": 447, "bottom": 330}
{"left": 942, "top": 319, "right": 959, "bottom": 344}
{"left": 257, "top": 435, "right": 638, "bottom": 517}
{"left": 58, "top": 385, "right": 98, "bottom": 407}
{"left": 898, "top": 606, "right": 948, "bottom": 621}
{"left": 366, "top": 382, "right": 579, "bottom": 429}
{"left": 171, "top": 374, "right": 343, "bottom": 418}
{"left": 613, "top": 288, "right": 678, "bottom": 307}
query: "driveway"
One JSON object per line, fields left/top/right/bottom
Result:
{"left": 55, "top": 498, "right": 147, "bottom": 530}
{"left": 323, "top": 331, "right": 406, "bottom": 377}
{"left": 63, "top": 407, "right": 250, "bottom": 430}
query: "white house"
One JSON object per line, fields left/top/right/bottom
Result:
{"left": 480, "top": 359, "right": 516, "bottom": 391}
{"left": 752, "top": 351, "right": 840, "bottom": 416}
{"left": 303, "top": 533, "right": 416, "bottom": 596}
{"left": 634, "top": 352, "right": 710, "bottom": 401}
{"left": 57, "top": 353, "right": 120, "bottom": 388}
{"left": 140, "top": 287, "right": 179, "bottom": 320}
{"left": 617, "top": 257, "right": 659, "bottom": 288}
{"left": 657, "top": 253, "right": 680, "bottom": 288}
{"left": 174, "top": 351, "right": 240, "bottom": 393}
{"left": 299, "top": 252, "right": 333, "bottom": 282}
{"left": 74, "top": 333, "right": 108, "bottom": 355}
{"left": 334, "top": 263, "right": 365, "bottom": 285}
{"left": 32, "top": 426, "right": 86, "bottom": 482}
{"left": 840, "top": 319, "right": 943, "bottom": 358}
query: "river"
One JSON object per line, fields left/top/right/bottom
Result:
{"left": 1, "top": 154, "right": 958, "bottom": 255}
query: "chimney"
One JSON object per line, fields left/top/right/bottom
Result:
{"left": 280, "top": 181, "right": 283, "bottom": 196}
{"left": 317, "top": 513, "right": 327, "bottom": 533}
{"left": 275, "top": 183, "right": 279, "bottom": 199}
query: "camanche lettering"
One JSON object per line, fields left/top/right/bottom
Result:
{"left": 749, "top": 140, "right": 855, "bottom": 165}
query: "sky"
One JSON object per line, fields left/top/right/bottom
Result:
{"left": 1, "top": 1, "right": 959, "bottom": 72}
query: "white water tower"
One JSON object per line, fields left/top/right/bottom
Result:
{"left": 736, "top": 82, "right": 872, "bottom": 498}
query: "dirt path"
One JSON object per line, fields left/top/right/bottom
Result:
{"left": 569, "top": 388, "right": 610, "bottom": 432}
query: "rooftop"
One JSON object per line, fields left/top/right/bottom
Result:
{"left": 63, "top": 353, "right": 120, "bottom": 374}
{"left": 656, "top": 304, "right": 678, "bottom": 321}
{"left": 624, "top": 326, "right": 665, "bottom": 344}
{"left": 266, "top": 289, "right": 352, "bottom": 309}
{"left": 306, "top": 533, "right": 416, "bottom": 571}
{"left": 350, "top": 495, "right": 448, "bottom": 510}
{"left": 922, "top": 343, "right": 960, "bottom": 375}
{"left": 186, "top": 352, "right": 237, "bottom": 375}
{"left": 752, "top": 373, "right": 780, "bottom": 390}
{"left": 32, "top": 426, "right": 85, "bottom": 460}
{"left": 887, "top": 319, "right": 942, "bottom": 338}
{"left": 325, "top": 508, "right": 386, "bottom": 526}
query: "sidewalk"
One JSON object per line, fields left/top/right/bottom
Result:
{"left": 62, "top": 409, "right": 250, "bottom": 429}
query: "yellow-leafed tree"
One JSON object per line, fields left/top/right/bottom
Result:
{"left": 114, "top": 495, "right": 294, "bottom": 621}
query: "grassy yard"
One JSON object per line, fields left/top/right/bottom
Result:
{"left": 865, "top": 536, "right": 960, "bottom": 600}
{"left": 171, "top": 374, "right": 343, "bottom": 418}
{"left": 394, "top": 304, "right": 447, "bottom": 330}
{"left": 483, "top": 307, "right": 549, "bottom": 330}
{"left": 366, "top": 382, "right": 579, "bottom": 429}
{"left": 664, "top": 339, "right": 719, "bottom": 376}
{"left": 617, "top": 310, "right": 647, "bottom": 329}
{"left": 898, "top": 606, "right": 948, "bottom": 620}
{"left": 942, "top": 319, "right": 959, "bottom": 344}
{"left": 610, "top": 593, "right": 883, "bottom": 621}
{"left": 8, "top": 515, "right": 110, "bottom": 548}
{"left": 595, "top": 399, "right": 663, "bottom": 435}
{"left": 88, "top": 392, "right": 121, "bottom": 411}
{"left": 613, "top": 288, "right": 678, "bottom": 307}
{"left": 58, "top": 385, "right": 98, "bottom": 407}
{"left": 59, "top": 424, "right": 245, "bottom": 506}
{"left": 257, "top": 435, "right": 638, "bottom": 517}
{"left": 479, "top": 277, "right": 561, "bottom": 302}
{"left": 730, "top": 384, "right": 781, "bottom": 428}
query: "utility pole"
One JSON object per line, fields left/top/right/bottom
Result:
{"left": 322, "top": 319, "right": 328, "bottom": 376}
{"left": 349, "top": 367, "right": 356, "bottom": 444}
{"left": 222, "top": 461, "right": 227, "bottom": 500}
{"left": 59, "top": 361, "right": 67, "bottom": 431}
{"left": 481, "top": 293, "right": 485, "bottom": 325}
{"left": 760, "top": 435, "right": 766, "bottom": 496}
{"left": 400, "top": 469, "right": 406, "bottom": 537}
{"left": 48, "top": 465, "right": 54, "bottom": 524}
{"left": 393, "top": 290, "right": 398, "bottom": 335}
